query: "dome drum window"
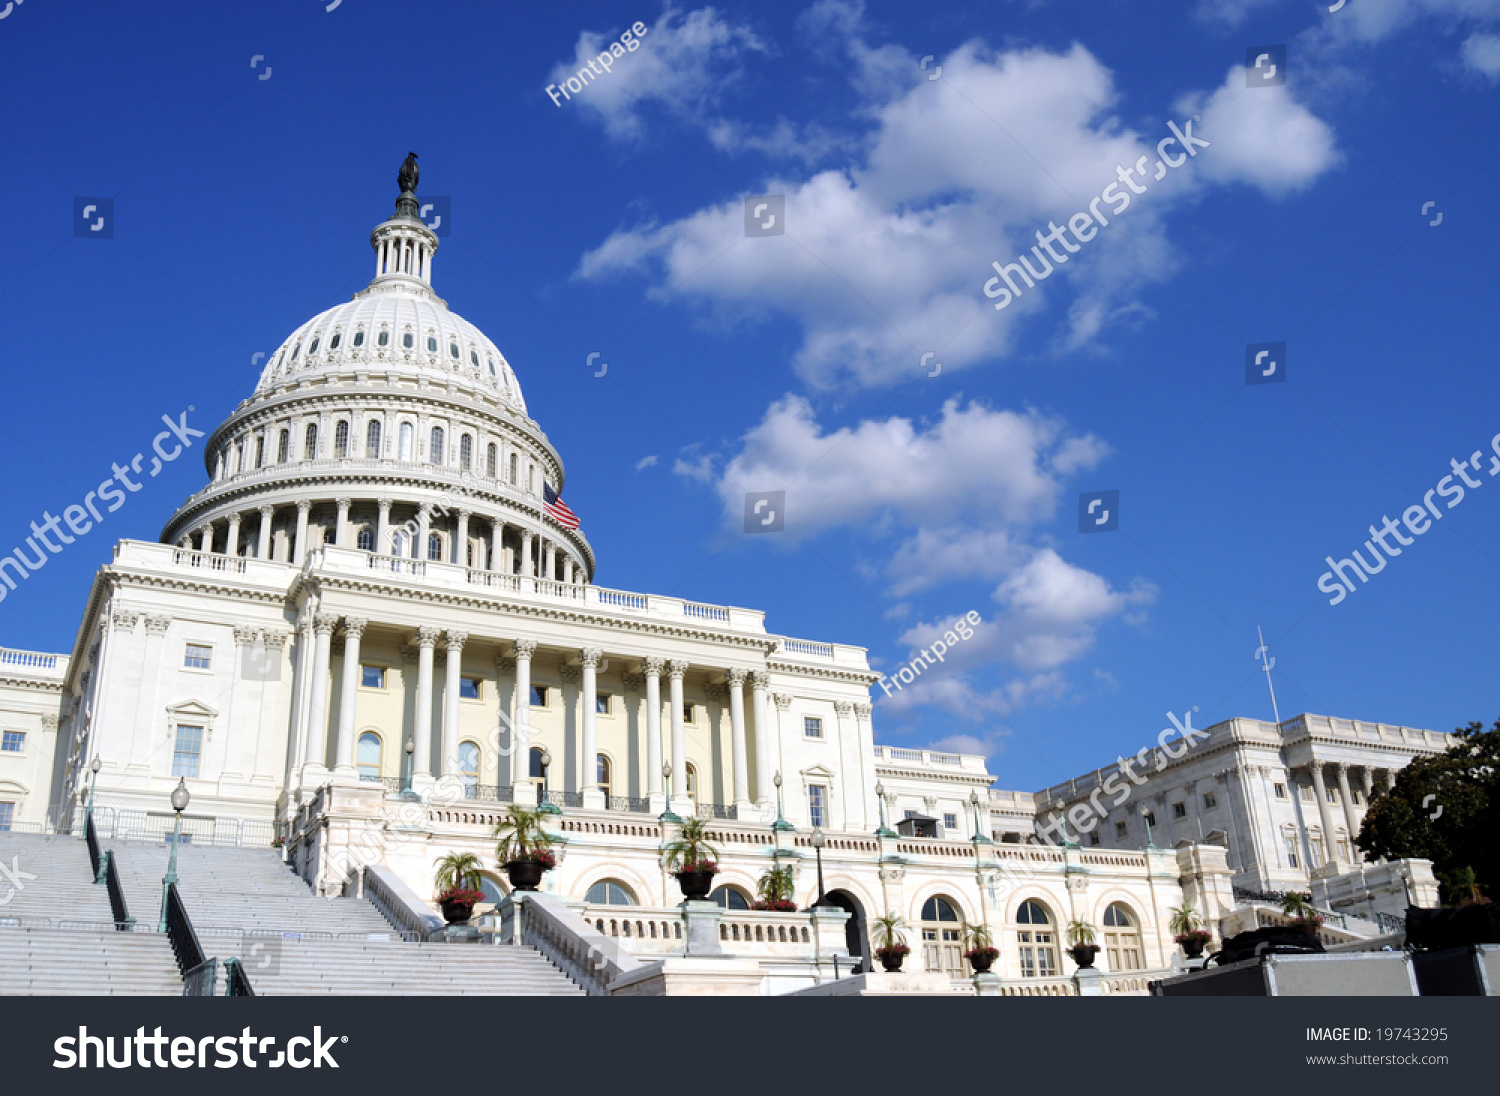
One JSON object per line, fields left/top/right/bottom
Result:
{"left": 427, "top": 336, "right": 438, "bottom": 353}
{"left": 353, "top": 330, "right": 365, "bottom": 347}
{"left": 308, "top": 337, "right": 319, "bottom": 354}
{"left": 449, "top": 342, "right": 459, "bottom": 359}
{"left": 377, "top": 330, "right": 389, "bottom": 347}
{"left": 329, "top": 332, "right": 341, "bottom": 350}
{"left": 290, "top": 343, "right": 301, "bottom": 360}
{"left": 402, "top": 332, "right": 414, "bottom": 349}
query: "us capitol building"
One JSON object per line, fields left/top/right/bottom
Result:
{"left": 0, "top": 163, "right": 1448, "bottom": 994}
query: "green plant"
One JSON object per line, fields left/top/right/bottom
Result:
{"left": 1449, "top": 866, "right": 1490, "bottom": 906}
{"left": 1279, "top": 892, "right": 1316, "bottom": 920}
{"left": 1066, "top": 919, "right": 1097, "bottom": 947}
{"left": 1168, "top": 904, "right": 1202, "bottom": 936}
{"left": 960, "top": 921, "right": 993, "bottom": 950}
{"left": 755, "top": 864, "right": 795, "bottom": 906}
{"left": 662, "top": 817, "right": 720, "bottom": 874}
{"left": 433, "top": 851, "right": 485, "bottom": 895}
{"left": 493, "top": 806, "right": 554, "bottom": 865}
{"left": 872, "top": 912, "right": 907, "bottom": 952}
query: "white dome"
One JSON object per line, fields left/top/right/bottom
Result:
{"left": 255, "top": 285, "right": 527, "bottom": 414}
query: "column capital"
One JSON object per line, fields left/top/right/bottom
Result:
{"left": 642, "top": 656, "right": 665, "bottom": 677}
{"left": 196, "top": 524, "right": 213, "bottom": 537}
{"left": 258, "top": 505, "right": 275, "bottom": 518}
{"left": 748, "top": 669, "right": 770, "bottom": 688}
{"left": 725, "top": 667, "right": 749, "bottom": 688}
{"left": 853, "top": 702, "right": 872, "bottom": 720}
{"left": 621, "top": 672, "right": 645, "bottom": 692}
{"left": 226, "top": 512, "right": 242, "bottom": 527}
{"left": 495, "top": 655, "right": 516, "bottom": 674}
{"left": 296, "top": 499, "right": 313, "bottom": 515}
{"left": 580, "top": 647, "right": 603, "bottom": 669}
{"left": 336, "top": 497, "right": 353, "bottom": 510}
{"left": 833, "top": 700, "right": 854, "bottom": 716}
{"left": 233, "top": 625, "right": 259, "bottom": 648}
{"left": 377, "top": 497, "right": 393, "bottom": 512}
{"left": 1336, "top": 761, "right": 1351, "bottom": 776}
{"left": 343, "top": 616, "right": 369, "bottom": 640}
{"left": 457, "top": 507, "right": 473, "bottom": 520}
{"left": 144, "top": 614, "right": 172, "bottom": 636}
{"left": 667, "top": 659, "right": 688, "bottom": 680}
{"left": 313, "top": 613, "right": 340, "bottom": 635}
{"left": 559, "top": 665, "right": 581, "bottom": 684}
{"left": 445, "top": 630, "right": 468, "bottom": 650}
{"left": 110, "top": 609, "right": 139, "bottom": 633}
{"left": 264, "top": 630, "right": 291, "bottom": 651}
{"left": 416, "top": 625, "right": 442, "bottom": 649}
{"left": 773, "top": 692, "right": 792, "bottom": 711}
{"left": 514, "top": 638, "right": 538, "bottom": 660}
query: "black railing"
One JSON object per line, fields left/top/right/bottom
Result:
{"left": 222, "top": 957, "right": 255, "bottom": 997}
{"left": 85, "top": 812, "right": 103, "bottom": 883}
{"left": 465, "top": 784, "right": 515, "bottom": 804}
{"left": 542, "top": 789, "right": 583, "bottom": 809}
{"left": 183, "top": 958, "right": 218, "bottom": 997}
{"left": 362, "top": 775, "right": 404, "bottom": 794}
{"left": 696, "top": 803, "right": 738, "bottom": 821}
{"left": 104, "top": 851, "right": 135, "bottom": 931}
{"left": 607, "top": 796, "right": 651, "bottom": 814}
{"left": 164, "top": 882, "right": 207, "bottom": 977}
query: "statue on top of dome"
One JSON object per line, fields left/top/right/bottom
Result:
{"left": 398, "top": 152, "right": 419, "bottom": 195}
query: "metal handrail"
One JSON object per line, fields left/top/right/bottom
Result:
{"left": 464, "top": 784, "right": 515, "bottom": 803}
{"left": 222, "top": 957, "right": 255, "bottom": 997}
{"left": 183, "top": 958, "right": 218, "bottom": 996}
{"left": 104, "top": 852, "right": 135, "bottom": 931}
{"left": 607, "top": 796, "right": 651, "bottom": 814}
{"left": 164, "top": 883, "right": 207, "bottom": 976}
{"left": 85, "top": 813, "right": 103, "bottom": 882}
{"left": 696, "top": 803, "right": 738, "bottom": 821}
{"left": 542, "top": 789, "right": 583, "bottom": 809}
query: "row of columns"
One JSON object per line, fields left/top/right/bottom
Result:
{"left": 292, "top": 620, "right": 775, "bottom": 812}
{"left": 1301, "top": 760, "right": 1392, "bottom": 869}
{"left": 180, "top": 499, "right": 583, "bottom": 582}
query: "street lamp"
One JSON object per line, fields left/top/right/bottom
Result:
{"left": 85, "top": 756, "right": 102, "bottom": 825}
{"left": 874, "top": 781, "right": 896, "bottom": 838}
{"left": 1140, "top": 803, "right": 1156, "bottom": 849}
{"left": 969, "top": 790, "right": 993, "bottom": 844}
{"left": 538, "top": 746, "right": 562, "bottom": 814}
{"left": 810, "top": 828, "right": 831, "bottom": 909}
{"left": 157, "top": 777, "right": 190, "bottom": 934}
{"left": 771, "top": 771, "right": 793, "bottom": 833}
{"left": 402, "top": 736, "right": 415, "bottom": 796}
{"left": 659, "top": 761, "right": 681, "bottom": 824}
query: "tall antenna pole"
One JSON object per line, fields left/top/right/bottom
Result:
{"left": 1255, "top": 624, "right": 1282, "bottom": 727}
{"left": 1259, "top": 624, "right": 1315, "bottom": 877}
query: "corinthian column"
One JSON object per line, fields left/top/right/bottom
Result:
{"left": 511, "top": 639, "right": 538, "bottom": 806}
{"left": 441, "top": 631, "right": 468, "bottom": 777}
{"left": 727, "top": 668, "right": 751, "bottom": 811}
{"left": 333, "top": 617, "right": 367, "bottom": 778}
{"left": 225, "top": 513, "right": 242, "bottom": 557}
{"left": 1336, "top": 763, "right": 1362, "bottom": 866}
{"left": 303, "top": 613, "right": 338, "bottom": 771}
{"left": 293, "top": 500, "right": 312, "bottom": 564}
{"left": 1309, "top": 762, "right": 1340, "bottom": 870}
{"left": 581, "top": 647, "right": 604, "bottom": 809}
{"left": 644, "top": 657, "right": 665, "bottom": 811}
{"left": 668, "top": 660, "right": 688, "bottom": 807}
{"left": 412, "top": 626, "right": 441, "bottom": 783}
{"left": 750, "top": 670, "right": 771, "bottom": 807}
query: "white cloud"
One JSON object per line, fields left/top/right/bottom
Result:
{"left": 634, "top": 454, "right": 660, "bottom": 471}
{"left": 886, "top": 526, "right": 1025, "bottom": 596}
{"left": 672, "top": 447, "right": 715, "bottom": 483}
{"left": 1461, "top": 31, "right": 1500, "bottom": 79}
{"left": 579, "top": 29, "right": 1340, "bottom": 388}
{"left": 547, "top": 5, "right": 769, "bottom": 142}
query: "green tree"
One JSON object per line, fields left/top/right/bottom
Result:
{"left": 1357, "top": 719, "right": 1500, "bottom": 903}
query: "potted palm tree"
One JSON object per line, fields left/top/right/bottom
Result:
{"left": 493, "top": 805, "right": 556, "bottom": 891}
{"left": 753, "top": 864, "right": 797, "bottom": 912}
{"left": 1066, "top": 920, "right": 1100, "bottom": 968}
{"left": 1450, "top": 866, "right": 1491, "bottom": 907}
{"left": 961, "top": 922, "right": 999, "bottom": 974}
{"left": 433, "top": 852, "right": 486, "bottom": 924}
{"left": 1280, "top": 892, "right": 1323, "bottom": 935}
{"left": 1169, "top": 904, "right": 1213, "bottom": 959}
{"left": 872, "top": 912, "right": 910, "bottom": 972}
{"left": 662, "top": 817, "right": 720, "bottom": 900}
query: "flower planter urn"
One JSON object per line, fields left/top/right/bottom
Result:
{"left": 1069, "top": 943, "right": 1100, "bottom": 969}
{"left": 877, "top": 948, "right": 907, "bottom": 973}
{"left": 439, "top": 897, "right": 474, "bottom": 924}
{"left": 504, "top": 860, "right": 546, "bottom": 892}
{"left": 1179, "top": 936, "right": 1207, "bottom": 959}
{"left": 675, "top": 869, "right": 715, "bottom": 900}
{"left": 966, "top": 947, "right": 998, "bottom": 974}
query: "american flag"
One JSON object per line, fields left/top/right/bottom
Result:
{"left": 543, "top": 482, "right": 580, "bottom": 529}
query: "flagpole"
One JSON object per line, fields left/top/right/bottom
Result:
{"left": 1260, "top": 623, "right": 1315, "bottom": 876}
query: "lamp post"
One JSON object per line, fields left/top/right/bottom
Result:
{"left": 1140, "top": 803, "right": 1156, "bottom": 849}
{"left": 85, "top": 756, "right": 102, "bottom": 825}
{"left": 402, "top": 736, "right": 415, "bottom": 796}
{"left": 157, "top": 777, "right": 190, "bottom": 934}
{"left": 537, "top": 746, "right": 561, "bottom": 814}
{"left": 969, "top": 790, "right": 992, "bottom": 844}
{"left": 874, "top": 781, "right": 896, "bottom": 838}
{"left": 771, "top": 771, "right": 793, "bottom": 833}
{"left": 659, "top": 761, "right": 682, "bottom": 824}
{"left": 810, "top": 828, "right": 830, "bottom": 909}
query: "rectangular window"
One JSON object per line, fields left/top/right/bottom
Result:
{"left": 595, "top": 693, "right": 611, "bottom": 715}
{"left": 361, "top": 665, "right": 386, "bottom": 689}
{"left": 1274, "top": 783, "right": 1287, "bottom": 800}
{"left": 1326, "top": 787, "right": 1338, "bottom": 804}
{"left": 1172, "top": 802, "right": 1186, "bottom": 819}
{"left": 530, "top": 685, "right": 549, "bottom": 707}
{"left": 808, "top": 784, "right": 827, "bottom": 829}
{"left": 0, "top": 802, "right": 12, "bottom": 831}
{"left": 1, "top": 731, "right": 24, "bottom": 753}
{"left": 1202, "top": 791, "right": 1217, "bottom": 810}
{"left": 1087, "top": 831, "right": 1101, "bottom": 846}
{"left": 1299, "top": 784, "right": 1314, "bottom": 803}
{"left": 803, "top": 716, "right": 823, "bottom": 738}
{"left": 460, "top": 677, "right": 482, "bottom": 700}
{"left": 1115, "top": 821, "right": 1128, "bottom": 839}
{"left": 1352, "top": 789, "right": 1362, "bottom": 805}
{"left": 943, "top": 813, "right": 958, "bottom": 831}
{"left": 183, "top": 644, "right": 212, "bottom": 670}
{"left": 1284, "top": 835, "right": 1300, "bottom": 868}
{"left": 682, "top": 703, "right": 695, "bottom": 724}
{"left": 904, "top": 809, "right": 918, "bottom": 820}
{"left": 172, "top": 725, "right": 203, "bottom": 779}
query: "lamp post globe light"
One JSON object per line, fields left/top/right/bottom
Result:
{"left": 1140, "top": 803, "right": 1155, "bottom": 849}
{"left": 157, "top": 777, "right": 190, "bottom": 934}
{"left": 538, "top": 746, "right": 561, "bottom": 814}
{"left": 85, "top": 756, "right": 102, "bottom": 824}
{"left": 772, "top": 770, "right": 794, "bottom": 833}
{"left": 969, "top": 789, "right": 993, "bottom": 844}
{"left": 659, "top": 761, "right": 681, "bottom": 824}
{"left": 402, "top": 736, "right": 415, "bottom": 797}
{"left": 874, "top": 781, "right": 896, "bottom": 838}
{"left": 810, "top": 827, "right": 832, "bottom": 909}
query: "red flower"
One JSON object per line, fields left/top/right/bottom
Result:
{"left": 875, "top": 943, "right": 911, "bottom": 957}
{"left": 964, "top": 946, "right": 1000, "bottom": 961}
{"left": 751, "top": 899, "right": 798, "bottom": 912}
{"left": 676, "top": 859, "right": 718, "bottom": 875}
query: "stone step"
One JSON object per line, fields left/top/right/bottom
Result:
{"left": 0, "top": 927, "right": 182, "bottom": 996}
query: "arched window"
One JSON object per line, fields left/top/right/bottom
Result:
{"left": 357, "top": 732, "right": 382, "bottom": 782}
{"left": 365, "top": 419, "right": 382, "bottom": 459}
{"left": 329, "top": 332, "right": 341, "bottom": 350}
{"left": 459, "top": 434, "right": 472, "bottom": 471}
{"left": 1016, "top": 900, "right": 1058, "bottom": 978}
{"left": 376, "top": 329, "right": 388, "bottom": 347}
{"left": 449, "top": 342, "right": 460, "bottom": 359}
{"left": 470, "top": 350, "right": 479, "bottom": 367}
{"left": 921, "top": 896, "right": 964, "bottom": 978}
{"left": 426, "top": 335, "right": 438, "bottom": 353}
{"left": 277, "top": 429, "right": 289, "bottom": 463}
{"left": 303, "top": 423, "right": 318, "bottom": 460}
{"left": 486, "top": 443, "right": 498, "bottom": 478}
{"left": 479, "top": 876, "right": 507, "bottom": 905}
{"left": 398, "top": 422, "right": 413, "bottom": 462}
{"left": 586, "top": 880, "right": 636, "bottom": 906}
{"left": 290, "top": 342, "right": 300, "bottom": 360}
{"left": 529, "top": 747, "right": 548, "bottom": 792}
{"left": 234, "top": 443, "right": 244, "bottom": 474}
{"left": 1102, "top": 903, "right": 1143, "bottom": 971}
{"left": 597, "top": 754, "right": 611, "bottom": 797}
{"left": 402, "top": 332, "right": 414, "bottom": 349}
{"left": 352, "top": 329, "right": 364, "bottom": 348}
{"left": 427, "top": 532, "right": 444, "bottom": 561}
{"left": 334, "top": 421, "right": 350, "bottom": 458}
{"left": 458, "top": 741, "right": 479, "bottom": 798}
{"left": 685, "top": 763, "right": 698, "bottom": 803}
{"left": 508, "top": 452, "right": 518, "bottom": 485}
{"left": 429, "top": 426, "right": 445, "bottom": 465}
{"left": 356, "top": 525, "right": 374, "bottom": 551}
{"left": 711, "top": 886, "right": 751, "bottom": 910}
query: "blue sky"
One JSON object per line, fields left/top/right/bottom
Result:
{"left": 1, "top": 0, "right": 1498, "bottom": 794}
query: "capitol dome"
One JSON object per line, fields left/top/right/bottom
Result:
{"left": 160, "top": 159, "right": 593, "bottom": 582}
